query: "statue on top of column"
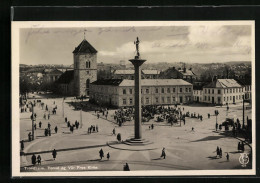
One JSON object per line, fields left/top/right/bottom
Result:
{"left": 134, "top": 37, "right": 140, "bottom": 59}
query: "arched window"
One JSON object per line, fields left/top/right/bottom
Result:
{"left": 86, "top": 79, "right": 90, "bottom": 89}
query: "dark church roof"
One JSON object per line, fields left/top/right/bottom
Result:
{"left": 55, "top": 70, "right": 74, "bottom": 84}
{"left": 91, "top": 79, "right": 123, "bottom": 86}
{"left": 73, "top": 39, "right": 97, "bottom": 54}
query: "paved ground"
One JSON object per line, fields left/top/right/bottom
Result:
{"left": 20, "top": 95, "right": 252, "bottom": 172}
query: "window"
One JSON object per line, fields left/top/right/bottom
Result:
{"left": 208, "top": 96, "right": 210, "bottom": 101}
{"left": 173, "top": 88, "right": 176, "bottom": 92}
{"left": 146, "top": 88, "right": 149, "bottom": 94}
{"left": 236, "top": 88, "right": 238, "bottom": 93}
{"left": 236, "top": 96, "right": 238, "bottom": 100}
{"left": 230, "top": 96, "right": 232, "bottom": 100}
{"left": 239, "top": 95, "right": 241, "bottom": 99}
{"left": 172, "top": 97, "right": 175, "bottom": 103}
{"left": 155, "top": 97, "right": 159, "bottom": 103}
{"left": 189, "top": 88, "right": 191, "bottom": 92}
{"left": 185, "top": 88, "right": 188, "bottom": 92}
{"left": 224, "top": 97, "right": 225, "bottom": 101}
{"left": 227, "top": 97, "right": 229, "bottom": 101}
{"left": 167, "top": 88, "right": 170, "bottom": 93}
{"left": 86, "top": 79, "right": 90, "bottom": 89}
{"left": 146, "top": 97, "right": 149, "bottom": 104}
{"left": 123, "top": 89, "right": 126, "bottom": 94}
{"left": 123, "top": 99, "right": 126, "bottom": 105}
{"left": 224, "top": 89, "right": 225, "bottom": 94}
{"left": 180, "top": 88, "right": 182, "bottom": 93}
{"left": 141, "top": 89, "right": 143, "bottom": 94}
{"left": 227, "top": 89, "right": 228, "bottom": 93}
{"left": 141, "top": 97, "right": 144, "bottom": 104}
{"left": 129, "top": 89, "right": 133, "bottom": 94}
{"left": 161, "top": 88, "right": 164, "bottom": 93}
{"left": 86, "top": 61, "right": 90, "bottom": 68}
{"left": 233, "top": 89, "right": 235, "bottom": 93}
{"left": 155, "top": 88, "right": 159, "bottom": 93}
{"left": 230, "top": 89, "right": 232, "bottom": 93}
{"left": 208, "top": 89, "right": 210, "bottom": 94}
{"left": 161, "top": 97, "right": 165, "bottom": 103}
{"left": 218, "top": 90, "right": 221, "bottom": 94}
{"left": 212, "top": 89, "right": 214, "bottom": 94}
{"left": 167, "top": 97, "right": 170, "bottom": 103}
{"left": 204, "top": 96, "right": 207, "bottom": 101}
{"left": 205, "top": 89, "right": 207, "bottom": 94}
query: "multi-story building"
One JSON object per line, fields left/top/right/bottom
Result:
{"left": 159, "top": 67, "right": 196, "bottom": 83}
{"left": 90, "top": 79, "right": 193, "bottom": 107}
{"left": 202, "top": 79, "right": 244, "bottom": 105}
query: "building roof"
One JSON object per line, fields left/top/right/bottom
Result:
{"left": 55, "top": 70, "right": 74, "bottom": 84}
{"left": 73, "top": 39, "right": 97, "bottom": 54}
{"left": 114, "top": 70, "right": 160, "bottom": 75}
{"left": 91, "top": 79, "right": 123, "bottom": 86}
{"left": 114, "top": 70, "right": 135, "bottom": 75}
{"left": 179, "top": 69, "right": 196, "bottom": 76}
{"left": 204, "top": 79, "right": 242, "bottom": 88}
{"left": 142, "top": 70, "right": 160, "bottom": 75}
{"left": 235, "top": 78, "right": 251, "bottom": 86}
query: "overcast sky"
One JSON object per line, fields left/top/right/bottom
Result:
{"left": 20, "top": 25, "right": 252, "bottom": 65}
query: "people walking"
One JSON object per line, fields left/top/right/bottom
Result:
{"left": 226, "top": 153, "right": 229, "bottom": 161}
{"left": 55, "top": 126, "right": 58, "bottom": 133}
{"left": 216, "top": 146, "right": 220, "bottom": 157}
{"left": 99, "top": 148, "right": 104, "bottom": 160}
{"left": 20, "top": 140, "right": 24, "bottom": 151}
{"left": 37, "top": 155, "right": 41, "bottom": 165}
{"left": 161, "top": 148, "right": 166, "bottom": 159}
{"left": 123, "top": 163, "right": 130, "bottom": 171}
{"left": 219, "top": 148, "right": 222, "bottom": 158}
{"left": 52, "top": 149, "right": 57, "bottom": 160}
{"left": 39, "top": 121, "right": 42, "bottom": 128}
{"left": 31, "top": 154, "right": 36, "bottom": 165}
{"left": 107, "top": 152, "right": 110, "bottom": 160}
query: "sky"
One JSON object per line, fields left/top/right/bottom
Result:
{"left": 19, "top": 25, "right": 252, "bottom": 65}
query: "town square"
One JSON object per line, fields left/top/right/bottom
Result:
{"left": 15, "top": 22, "right": 254, "bottom": 174}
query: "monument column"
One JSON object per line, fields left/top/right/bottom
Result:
{"left": 129, "top": 37, "right": 146, "bottom": 140}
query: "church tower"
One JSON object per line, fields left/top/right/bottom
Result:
{"left": 73, "top": 38, "right": 97, "bottom": 96}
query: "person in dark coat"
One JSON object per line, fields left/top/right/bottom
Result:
{"left": 37, "top": 155, "right": 41, "bottom": 165}
{"left": 20, "top": 140, "right": 24, "bottom": 151}
{"left": 31, "top": 154, "right": 36, "bottom": 165}
{"left": 48, "top": 128, "right": 51, "bottom": 136}
{"left": 124, "top": 163, "right": 130, "bottom": 171}
{"left": 34, "top": 123, "right": 36, "bottom": 130}
{"left": 161, "top": 148, "right": 166, "bottom": 159}
{"left": 238, "top": 142, "right": 241, "bottom": 151}
{"left": 28, "top": 132, "right": 31, "bottom": 141}
{"left": 52, "top": 149, "right": 57, "bottom": 160}
{"left": 219, "top": 148, "right": 222, "bottom": 158}
{"left": 107, "top": 152, "right": 110, "bottom": 160}
{"left": 226, "top": 153, "right": 229, "bottom": 161}
{"left": 55, "top": 126, "right": 58, "bottom": 133}
{"left": 39, "top": 121, "right": 42, "bottom": 128}
{"left": 216, "top": 146, "right": 220, "bottom": 157}
{"left": 65, "top": 117, "right": 67, "bottom": 123}
{"left": 99, "top": 148, "right": 104, "bottom": 160}
{"left": 117, "top": 133, "right": 121, "bottom": 142}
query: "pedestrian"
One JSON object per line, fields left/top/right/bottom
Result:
{"left": 161, "top": 148, "right": 166, "bottom": 159}
{"left": 48, "top": 128, "right": 51, "bottom": 136}
{"left": 216, "top": 146, "right": 220, "bottom": 157}
{"left": 37, "top": 155, "right": 41, "bottom": 165}
{"left": 48, "top": 114, "right": 50, "bottom": 120}
{"left": 55, "top": 126, "right": 58, "bottom": 133}
{"left": 34, "top": 123, "right": 36, "bottom": 130}
{"left": 44, "top": 128, "right": 48, "bottom": 136}
{"left": 39, "top": 121, "right": 42, "bottom": 128}
{"left": 112, "top": 128, "right": 115, "bottom": 135}
{"left": 31, "top": 154, "right": 36, "bottom": 165}
{"left": 191, "top": 127, "right": 194, "bottom": 131}
{"left": 107, "top": 152, "right": 110, "bottom": 160}
{"left": 67, "top": 121, "right": 70, "bottom": 128}
{"left": 183, "top": 118, "right": 185, "bottom": 125}
{"left": 123, "top": 163, "right": 130, "bottom": 171}
{"left": 151, "top": 124, "right": 154, "bottom": 130}
{"left": 20, "top": 140, "right": 24, "bottom": 151}
{"left": 216, "top": 123, "right": 218, "bottom": 131}
{"left": 97, "top": 114, "right": 100, "bottom": 119}
{"left": 238, "top": 142, "right": 241, "bottom": 151}
{"left": 219, "top": 148, "right": 222, "bottom": 158}
{"left": 208, "top": 113, "right": 210, "bottom": 119}
{"left": 52, "top": 149, "right": 57, "bottom": 160}
{"left": 48, "top": 122, "right": 51, "bottom": 129}
{"left": 28, "top": 132, "right": 31, "bottom": 141}
{"left": 99, "top": 148, "right": 104, "bottom": 160}
{"left": 96, "top": 125, "right": 99, "bottom": 132}
{"left": 226, "top": 153, "right": 229, "bottom": 161}
{"left": 65, "top": 117, "right": 67, "bottom": 123}
{"left": 117, "top": 133, "right": 122, "bottom": 142}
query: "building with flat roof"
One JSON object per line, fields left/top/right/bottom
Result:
{"left": 89, "top": 79, "right": 193, "bottom": 107}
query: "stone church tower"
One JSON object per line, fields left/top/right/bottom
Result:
{"left": 73, "top": 39, "right": 97, "bottom": 96}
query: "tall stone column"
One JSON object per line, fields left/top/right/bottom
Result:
{"left": 129, "top": 58, "right": 146, "bottom": 139}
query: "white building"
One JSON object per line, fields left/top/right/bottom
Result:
{"left": 202, "top": 79, "right": 244, "bottom": 105}
{"left": 90, "top": 79, "right": 193, "bottom": 107}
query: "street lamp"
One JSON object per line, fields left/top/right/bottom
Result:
{"left": 80, "top": 102, "right": 83, "bottom": 128}
{"left": 62, "top": 97, "right": 65, "bottom": 118}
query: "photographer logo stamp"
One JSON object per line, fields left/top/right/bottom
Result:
{"left": 239, "top": 153, "right": 249, "bottom": 167}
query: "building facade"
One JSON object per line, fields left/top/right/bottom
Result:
{"left": 112, "top": 69, "right": 160, "bottom": 80}
{"left": 202, "top": 79, "right": 244, "bottom": 105}
{"left": 90, "top": 79, "right": 193, "bottom": 107}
